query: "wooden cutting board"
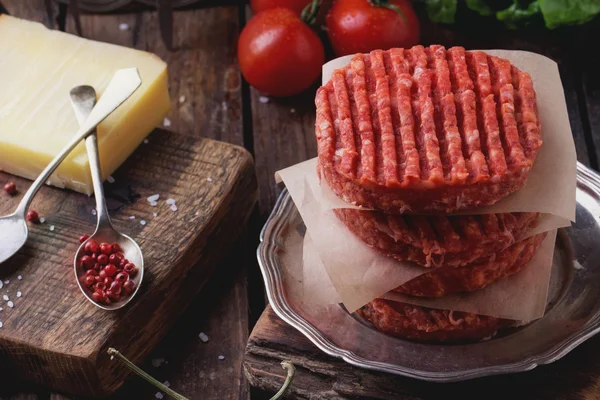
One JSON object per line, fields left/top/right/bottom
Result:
{"left": 244, "top": 306, "right": 600, "bottom": 400}
{"left": 0, "top": 127, "right": 257, "bottom": 396}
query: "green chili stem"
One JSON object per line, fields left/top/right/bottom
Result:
{"left": 301, "top": 0, "right": 321, "bottom": 25}
{"left": 269, "top": 361, "right": 296, "bottom": 400}
{"left": 107, "top": 348, "right": 189, "bottom": 400}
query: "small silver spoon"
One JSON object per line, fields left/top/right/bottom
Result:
{"left": 71, "top": 86, "right": 144, "bottom": 311}
{"left": 0, "top": 68, "right": 142, "bottom": 264}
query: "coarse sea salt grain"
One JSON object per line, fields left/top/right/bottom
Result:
{"left": 170, "top": 204, "right": 178, "bottom": 212}
{"left": 2, "top": 295, "right": 7, "bottom": 301}
{"left": 140, "top": 220, "right": 147, "bottom": 226}
{"left": 49, "top": 225, "right": 55, "bottom": 231}
{"left": 7, "top": 301, "right": 13, "bottom": 308}
{"left": 166, "top": 198, "right": 176, "bottom": 205}
{"left": 163, "top": 118, "right": 171, "bottom": 127}
{"left": 91, "top": 209, "right": 97, "bottom": 216}
{"left": 290, "top": 108, "right": 296, "bottom": 113}
{"left": 3, "top": 280, "right": 8, "bottom": 284}
{"left": 151, "top": 358, "right": 165, "bottom": 368}
{"left": 0, "top": 322, "right": 3, "bottom": 328}
{"left": 199, "top": 332, "right": 209, "bottom": 342}
{"left": 17, "top": 275, "right": 22, "bottom": 280}
{"left": 144, "top": 139, "right": 149, "bottom": 144}
{"left": 16, "top": 291, "right": 21, "bottom": 298}
{"left": 163, "top": 381, "right": 171, "bottom": 387}
{"left": 0, "top": 282, "right": 3, "bottom": 289}
{"left": 119, "top": 23, "right": 129, "bottom": 31}
{"left": 39, "top": 217, "right": 46, "bottom": 223}
{"left": 179, "top": 95, "right": 186, "bottom": 104}
{"left": 207, "top": 177, "right": 213, "bottom": 182}
{"left": 129, "top": 216, "right": 136, "bottom": 220}
{"left": 153, "top": 212, "right": 158, "bottom": 217}
{"left": 107, "top": 175, "right": 115, "bottom": 183}
{"left": 147, "top": 194, "right": 160, "bottom": 202}
{"left": 150, "top": 201, "right": 158, "bottom": 207}
{"left": 155, "top": 393, "right": 164, "bottom": 399}
{"left": 259, "top": 96, "right": 270, "bottom": 104}
{"left": 218, "top": 355, "right": 225, "bottom": 360}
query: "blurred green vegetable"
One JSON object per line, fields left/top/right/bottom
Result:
{"left": 423, "top": 0, "right": 600, "bottom": 28}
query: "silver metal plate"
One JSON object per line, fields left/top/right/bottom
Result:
{"left": 257, "top": 162, "right": 600, "bottom": 382}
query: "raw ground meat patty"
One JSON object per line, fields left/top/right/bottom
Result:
{"left": 358, "top": 298, "right": 510, "bottom": 342}
{"left": 334, "top": 208, "right": 539, "bottom": 267}
{"left": 316, "top": 45, "right": 542, "bottom": 213}
{"left": 396, "top": 232, "right": 547, "bottom": 297}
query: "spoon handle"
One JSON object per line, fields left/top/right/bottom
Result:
{"left": 70, "top": 86, "right": 112, "bottom": 229}
{"left": 15, "top": 68, "right": 142, "bottom": 218}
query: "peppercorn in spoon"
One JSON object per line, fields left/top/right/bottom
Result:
{"left": 71, "top": 85, "right": 144, "bottom": 310}
{"left": 0, "top": 68, "right": 143, "bottom": 265}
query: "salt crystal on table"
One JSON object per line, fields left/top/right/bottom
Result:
{"left": 0, "top": 322, "right": 3, "bottom": 328}
{"left": 107, "top": 175, "right": 115, "bottom": 183}
{"left": 259, "top": 96, "right": 270, "bottom": 104}
{"left": 179, "top": 95, "right": 186, "bottom": 103}
{"left": 129, "top": 216, "right": 136, "bottom": 220}
{"left": 218, "top": 355, "right": 225, "bottom": 360}
{"left": 39, "top": 217, "right": 46, "bottom": 223}
{"left": 119, "top": 23, "right": 129, "bottom": 31}
{"left": 155, "top": 393, "right": 164, "bottom": 399}
{"left": 7, "top": 301, "right": 13, "bottom": 308}
{"left": 91, "top": 209, "right": 97, "bottom": 216}
{"left": 290, "top": 108, "right": 296, "bottom": 113}
{"left": 166, "top": 198, "right": 176, "bottom": 205}
{"left": 163, "top": 381, "right": 170, "bottom": 388}
{"left": 140, "top": 220, "right": 147, "bottom": 226}
{"left": 199, "top": 332, "right": 209, "bottom": 342}
{"left": 163, "top": 118, "right": 171, "bottom": 127}
{"left": 150, "top": 201, "right": 158, "bottom": 207}
{"left": 151, "top": 358, "right": 165, "bottom": 368}
{"left": 153, "top": 212, "right": 158, "bottom": 217}
{"left": 16, "top": 291, "right": 21, "bottom": 298}
{"left": 3, "top": 280, "right": 8, "bottom": 284}
{"left": 170, "top": 204, "right": 178, "bottom": 212}
{"left": 2, "top": 295, "right": 7, "bottom": 301}
{"left": 0, "top": 282, "right": 3, "bottom": 289}
{"left": 17, "top": 275, "right": 22, "bottom": 280}
{"left": 0, "top": 308, "right": 3, "bottom": 311}
{"left": 147, "top": 194, "right": 160, "bottom": 203}
{"left": 195, "top": 211, "right": 199, "bottom": 216}
{"left": 207, "top": 177, "right": 213, "bottom": 182}
{"left": 49, "top": 225, "right": 55, "bottom": 231}
{"left": 144, "top": 139, "right": 149, "bottom": 144}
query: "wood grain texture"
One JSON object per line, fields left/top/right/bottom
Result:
{"left": 0, "top": 129, "right": 256, "bottom": 396}
{"left": 0, "top": 0, "right": 57, "bottom": 27}
{"left": 245, "top": 306, "right": 600, "bottom": 400}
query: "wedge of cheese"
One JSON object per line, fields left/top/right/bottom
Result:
{"left": 0, "top": 15, "right": 170, "bottom": 194}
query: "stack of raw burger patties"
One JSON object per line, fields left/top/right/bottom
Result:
{"left": 315, "top": 45, "right": 544, "bottom": 342}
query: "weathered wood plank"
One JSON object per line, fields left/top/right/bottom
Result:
{"left": 245, "top": 306, "right": 600, "bottom": 400}
{"left": 0, "top": 0, "right": 57, "bottom": 27}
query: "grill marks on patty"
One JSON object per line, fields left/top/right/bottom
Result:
{"left": 316, "top": 45, "right": 541, "bottom": 188}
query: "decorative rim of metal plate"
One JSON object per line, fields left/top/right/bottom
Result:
{"left": 257, "top": 161, "right": 600, "bottom": 382}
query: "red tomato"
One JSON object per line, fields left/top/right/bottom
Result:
{"left": 238, "top": 8, "right": 325, "bottom": 97}
{"left": 326, "top": 0, "right": 420, "bottom": 56}
{"left": 251, "top": 0, "right": 312, "bottom": 16}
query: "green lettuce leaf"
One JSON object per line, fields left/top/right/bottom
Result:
{"left": 496, "top": 1, "right": 541, "bottom": 28}
{"left": 424, "top": 0, "right": 458, "bottom": 23}
{"left": 465, "top": 0, "right": 494, "bottom": 16}
{"left": 538, "top": 0, "right": 600, "bottom": 28}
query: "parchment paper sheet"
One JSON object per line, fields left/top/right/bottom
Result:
{"left": 279, "top": 50, "right": 577, "bottom": 320}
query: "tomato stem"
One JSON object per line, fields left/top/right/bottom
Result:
{"left": 269, "top": 361, "right": 296, "bottom": 400}
{"left": 370, "top": 0, "right": 406, "bottom": 22}
{"left": 301, "top": 0, "right": 321, "bottom": 25}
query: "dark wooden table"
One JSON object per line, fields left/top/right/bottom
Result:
{"left": 0, "top": 0, "right": 598, "bottom": 398}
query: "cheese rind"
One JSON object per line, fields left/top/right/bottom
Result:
{"left": 0, "top": 15, "right": 170, "bottom": 194}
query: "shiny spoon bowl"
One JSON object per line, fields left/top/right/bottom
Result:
{"left": 71, "top": 85, "right": 144, "bottom": 311}
{"left": 0, "top": 68, "right": 143, "bottom": 265}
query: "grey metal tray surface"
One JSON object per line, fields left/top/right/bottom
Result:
{"left": 257, "top": 162, "right": 600, "bottom": 382}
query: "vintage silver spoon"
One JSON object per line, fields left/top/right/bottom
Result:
{"left": 70, "top": 85, "right": 144, "bottom": 311}
{"left": 0, "top": 68, "right": 142, "bottom": 265}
